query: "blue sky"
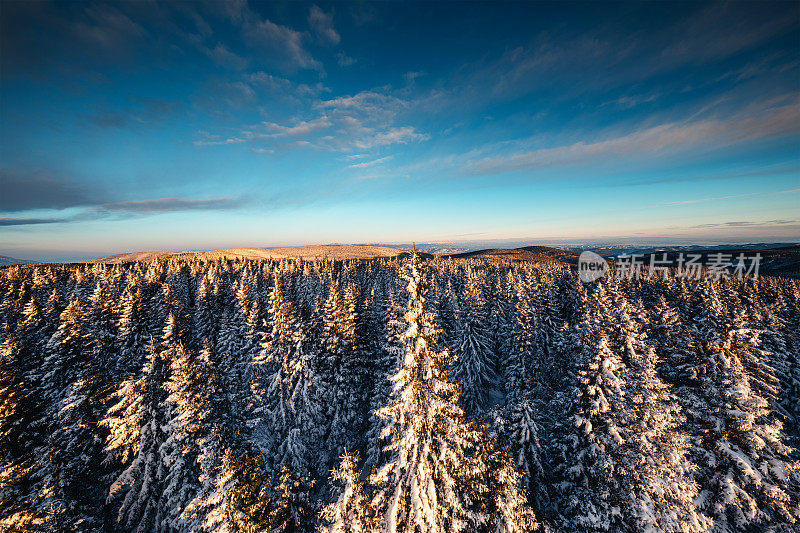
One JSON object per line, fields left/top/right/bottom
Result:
{"left": 1, "top": 1, "right": 799, "bottom": 261}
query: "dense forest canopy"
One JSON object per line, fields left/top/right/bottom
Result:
{"left": 0, "top": 254, "right": 798, "bottom": 532}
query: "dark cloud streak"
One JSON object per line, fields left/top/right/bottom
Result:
{"left": 83, "top": 97, "right": 187, "bottom": 130}
{"left": 0, "top": 170, "right": 107, "bottom": 211}
{"left": 95, "top": 197, "right": 247, "bottom": 214}
{"left": 0, "top": 217, "right": 67, "bottom": 226}
{"left": 1, "top": 166, "right": 248, "bottom": 218}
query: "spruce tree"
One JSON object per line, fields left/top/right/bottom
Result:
{"left": 678, "top": 282, "right": 800, "bottom": 529}
{"left": 106, "top": 316, "right": 179, "bottom": 532}
{"left": 451, "top": 272, "right": 497, "bottom": 416}
{"left": 367, "top": 254, "right": 535, "bottom": 532}
{"left": 251, "top": 272, "right": 319, "bottom": 528}
{"left": 556, "top": 285, "right": 707, "bottom": 532}
{"left": 117, "top": 277, "right": 152, "bottom": 378}
{"left": 320, "top": 280, "right": 362, "bottom": 462}
{"left": 321, "top": 451, "right": 375, "bottom": 533}
{"left": 38, "top": 297, "right": 108, "bottom": 531}
{"left": 364, "top": 291, "right": 404, "bottom": 477}
{"left": 0, "top": 335, "right": 42, "bottom": 531}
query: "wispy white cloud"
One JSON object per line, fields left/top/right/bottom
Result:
{"left": 466, "top": 99, "right": 800, "bottom": 175}
{"left": 245, "top": 71, "right": 329, "bottom": 103}
{"left": 202, "top": 43, "right": 248, "bottom": 70}
{"left": 336, "top": 52, "right": 356, "bottom": 66}
{"left": 308, "top": 5, "right": 340, "bottom": 46}
{"left": 347, "top": 155, "right": 393, "bottom": 169}
{"left": 246, "top": 71, "right": 292, "bottom": 90}
{"left": 215, "top": 1, "right": 321, "bottom": 73}
{"left": 691, "top": 219, "right": 798, "bottom": 229}
{"left": 401, "top": 3, "right": 798, "bottom": 118}
{"left": 659, "top": 3, "right": 796, "bottom": 67}
{"left": 195, "top": 85, "right": 429, "bottom": 153}
{"left": 658, "top": 188, "right": 800, "bottom": 207}
{"left": 193, "top": 131, "right": 246, "bottom": 146}
{"left": 618, "top": 165, "right": 800, "bottom": 187}
{"left": 354, "top": 127, "right": 429, "bottom": 149}
{"left": 601, "top": 92, "right": 660, "bottom": 109}
{"left": 70, "top": 4, "right": 148, "bottom": 51}
{"left": 260, "top": 117, "right": 333, "bottom": 138}
{"left": 317, "top": 90, "right": 408, "bottom": 118}
{"left": 96, "top": 197, "right": 246, "bottom": 214}
{"left": 243, "top": 17, "right": 319, "bottom": 71}
{"left": 404, "top": 71, "right": 424, "bottom": 84}
{"left": 193, "top": 79, "right": 256, "bottom": 111}
{"left": 1, "top": 194, "right": 250, "bottom": 226}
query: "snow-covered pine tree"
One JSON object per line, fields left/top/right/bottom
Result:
{"left": 0, "top": 275, "right": 24, "bottom": 339}
{"left": 451, "top": 270, "right": 497, "bottom": 416}
{"left": 677, "top": 282, "right": 800, "bottom": 530}
{"left": 102, "top": 341, "right": 150, "bottom": 478}
{"left": 105, "top": 314, "right": 181, "bottom": 532}
{"left": 504, "top": 279, "right": 536, "bottom": 402}
{"left": 495, "top": 391, "right": 547, "bottom": 516}
{"left": 87, "top": 281, "right": 118, "bottom": 419}
{"left": 44, "top": 366, "right": 108, "bottom": 531}
{"left": 320, "top": 280, "right": 363, "bottom": 463}
{"left": 434, "top": 279, "right": 458, "bottom": 351}
{"left": 0, "top": 334, "right": 42, "bottom": 531}
{"left": 647, "top": 294, "right": 694, "bottom": 386}
{"left": 16, "top": 296, "right": 51, "bottom": 370}
{"left": 348, "top": 285, "right": 382, "bottom": 433}
{"left": 193, "top": 272, "right": 218, "bottom": 349}
{"left": 364, "top": 290, "right": 405, "bottom": 477}
{"left": 0, "top": 295, "right": 52, "bottom": 529}
{"left": 178, "top": 341, "right": 270, "bottom": 533}
{"left": 487, "top": 271, "right": 514, "bottom": 368}
{"left": 527, "top": 277, "right": 565, "bottom": 394}
{"left": 218, "top": 282, "right": 259, "bottom": 364}
{"left": 44, "top": 287, "right": 66, "bottom": 327}
{"left": 216, "top": 281, "right": 261, "bottom": 439}
{"left": 762, "top": 287, "right": 800, "bottom": 441}
{"left": 623, "top": 343, "right": 710, "bottom": 532}
{"left": 486, "top": 445, "right": 539, "bottom": 533}
{"left": 88, "top": 280, "right": 118, "bottom": 369}
{"left": 159, "top": 339, "right": 210, "bottom": 531}
{"left": 554, "top": 283, "right": 707, "bottom": 532}
{"left": 191, "top": 447, "right": 280, "bottom": 532}
{"left": 368, "top": 253, "right": 535, "bottom": 532}
{"left": 556, "top": 327, "right": 628, "bottom": 532}
{"left": 251, "top": 271, "right": 319, "bottom": 528}
{"left": 496, "top": 276, "right": 552, "bottom": 516}
{"left": 37, "top": 297, "right": 108, "bottom": 530}
{"left": 116, "top": 276, "right": 152, "bottom": 378}
{"left": 320, "top": 451, "right": 375, "bottom": 533}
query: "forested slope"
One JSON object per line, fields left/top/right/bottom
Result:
{"left": 1, "top": 255, "right": 798, "bottom": 531}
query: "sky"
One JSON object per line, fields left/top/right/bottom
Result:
{"left": 1, "top": 0, "right": 799, "bottom": 261}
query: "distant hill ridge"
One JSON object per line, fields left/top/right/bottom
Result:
{"left": 445, "top": 246, "right": 581, "bottom": 264}
{"left": 72, "top": 243, "right": 800, "bottom": 278}
{"left": 91, "top": 245, "right": 405, "bottom": 263}
{"left": 0, "top": 255, "right": 32, "bottom": 266}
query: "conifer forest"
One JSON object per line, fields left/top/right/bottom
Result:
{"left": 1, "top": 253, "right": 799, "bottom": 533}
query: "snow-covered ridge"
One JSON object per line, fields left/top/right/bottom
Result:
{"left": 90, "top": 245, "right": 405, "bottom": 263}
